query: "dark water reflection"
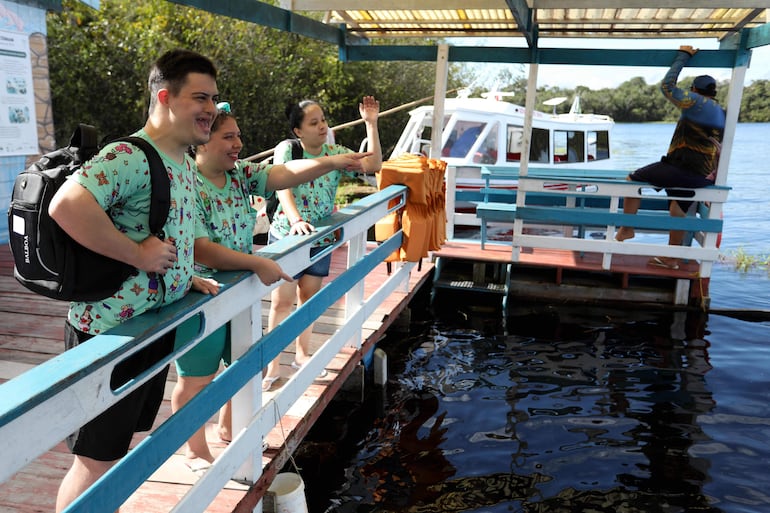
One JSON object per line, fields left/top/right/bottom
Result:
{"left": 295, "top": 299, "right": 770, "bottom": 513}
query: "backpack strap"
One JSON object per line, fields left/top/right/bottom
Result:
{"left": 289, "top": 138, "right": 304, "bottom": 160}
{"left": 120, "top": 136, "right": 170, "bottom": 238}
{"left": 71, "top": 124, "right": 99, "bottom": 164}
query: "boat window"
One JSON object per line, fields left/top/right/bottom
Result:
{"left": 529, "top": 128, "right": 550, "bottom": 163}
{"left": 473, "top": 122, "right": 499, "bottom": 164}
{"left": 416, "top": 125, "right": 434, "bottom": 155}
{"left": 506, "top": 126, "right": 550, "bottom": 163}
{"left": 554, "top": 130, "right": 585, "bottom": 163}
{"left": 445, "top": 121, "right": 486, "bottom": 158}
{"left": 588, "top": 130, "right": 610, "bottom": 160}
{"left": 506, "top": 126, "right": 523, "bottom": 161}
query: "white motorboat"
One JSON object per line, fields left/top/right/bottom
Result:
{"left": 390, "top": 89, "right": 615, "bottom": 190}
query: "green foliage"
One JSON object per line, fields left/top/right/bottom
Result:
{"left": 46, "top": 0, "right": 439, "bottom": 158}
{"left": 724, "top": 247, "right": 770, "bottom": 274}
{"left": 739, "top": 80, "right": 770, "bottom": 122}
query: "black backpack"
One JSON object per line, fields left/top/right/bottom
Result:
{"left": 265, "top": 138, "right": 304, "bottom": 222}
{"left": 7, "top": 124, "right": 169, "bottom": 301}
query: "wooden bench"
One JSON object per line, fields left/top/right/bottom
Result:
{"left": 476, "top": 201, "right": 517, "bottom": 249}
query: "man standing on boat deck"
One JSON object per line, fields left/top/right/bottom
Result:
{"left": 615, "top": 45, "right": 726, "bottom": 270}
{"left": 48, "top": 49, "right": 221, "bottom": 512}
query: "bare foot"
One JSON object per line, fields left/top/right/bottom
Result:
{"left": 615, "top": 227, "right": 635, "bottom": 241}
{"left": 217, "top": 428, "right": 232, "bottom": 444}
{"left": 184, "top": 457, "right": 213, "bottom": 475}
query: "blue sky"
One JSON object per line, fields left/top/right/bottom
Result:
{"left": 458, "top": 38, "right": 770, "bottom": 90}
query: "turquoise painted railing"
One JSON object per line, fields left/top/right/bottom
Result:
{"left": 0, "top": 185, "right": 409, "bottom": 512}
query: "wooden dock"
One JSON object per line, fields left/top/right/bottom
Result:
{"left": 432, "top": 239, "right": 710, "bottom": 311}
{"left": 0, "top": 243, "right": 433, "bottom": 512}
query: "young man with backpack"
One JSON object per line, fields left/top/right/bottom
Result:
{"left": 48, "top": 49, "right": 221, "bottom": 512}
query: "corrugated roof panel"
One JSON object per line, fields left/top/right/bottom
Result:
{"left": 324, "top": 5, "right": 768, "bottom": 40}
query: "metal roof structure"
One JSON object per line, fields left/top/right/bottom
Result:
{"left": 173, "top": 0, "right": 770, "bottom": 69}
{"left": 298, "top": 1, "right": 769, "bottom": 43}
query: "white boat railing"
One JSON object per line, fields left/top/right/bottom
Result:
{"left": 0, "top": 185, "right": 410, "bottom": 513}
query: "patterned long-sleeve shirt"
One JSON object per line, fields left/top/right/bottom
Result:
{"left": 660, "top": 51, "right": 726, "bottom": 178}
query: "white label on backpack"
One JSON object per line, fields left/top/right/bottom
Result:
{"left": 11, "top": 214, "right": 25, "bottom": 235}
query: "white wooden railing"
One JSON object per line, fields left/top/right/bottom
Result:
{"left": 0, "top": 185, "right": 409, "bottom": 513}
{"left": 445, "top": 165, "right": 729, "bottom": 279}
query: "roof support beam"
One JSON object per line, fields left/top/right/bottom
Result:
{"left": 504, "top": 0, "right": 534, "bottom": 46}
{"left": 168, "top": 0, "right": 365, "bottom": 46}
{"left": 342, "top": 45, "right": 738, "bottom": 69}
{"left": 745, "top": 22, "right": 770, "bottom": 49}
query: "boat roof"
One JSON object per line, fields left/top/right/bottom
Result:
{"left": 409, "top": 96, "right": 615, "bottom": 129}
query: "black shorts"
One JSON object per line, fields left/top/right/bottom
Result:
{"left": 629, "top": 159, "right": 714, "bottom": 211}
{"left": 64, "top": 322, "right": 175, "bottom": 461}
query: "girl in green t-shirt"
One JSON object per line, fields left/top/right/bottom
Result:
{"left": 263, "top": 97, "right": 383, "bottom": 391}
{"left": 172, "top": 105, "right": 371, "bottom": 471}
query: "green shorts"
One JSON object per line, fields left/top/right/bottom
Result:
{"left": 174, "top": 317, "right": 231, "bottom": 377}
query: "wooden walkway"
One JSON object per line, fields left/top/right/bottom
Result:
{"left": 0, "top": 244, "right": 433, "bottom": 513}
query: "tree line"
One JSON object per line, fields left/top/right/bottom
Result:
{"left": 465, "top": 70, "right": 770, "bottom": 124}
{"left": 46, "top": 0, "right": 769, "bottom": 159}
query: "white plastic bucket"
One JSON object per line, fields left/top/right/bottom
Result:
{"left": 264, "top": 472, "right": 309, "bottom": 513}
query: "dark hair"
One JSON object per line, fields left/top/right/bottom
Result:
{"left": 285, "top": 99, "right": 321, "bottom": 137}
{"left": 148, "top": 49, "right": 217, "bottom": 114}
{"left": 187, "top": 108, "right": 235, "bottom": 157}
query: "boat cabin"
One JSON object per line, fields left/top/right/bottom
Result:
{"left": 390, "top": 90, "right": 614, "bottom": 170}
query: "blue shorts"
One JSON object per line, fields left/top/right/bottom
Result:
{"left": 629, "top": 159, "right": 714, "bottom": 211}
{"left": 174, "top": 317, "right": 231, "bottom": 377}
{"left": 294, "top": 246, "right": 332, "bottom": 279}
{"left": 268, "top": 233, "right": 332, "bottom": 279}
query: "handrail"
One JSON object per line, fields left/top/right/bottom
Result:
{"left": 0, "top": 184, "right": 409, "bottom": 512}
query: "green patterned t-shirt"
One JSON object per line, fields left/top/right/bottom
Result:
{"left": 269, "top": 141, "right": 357, "bottom": 247}
{"left": 193, "top": 159, "right": 272, "bottom": 277}
{"left": 67, "top": 130, "right": 197, "bottom": 334}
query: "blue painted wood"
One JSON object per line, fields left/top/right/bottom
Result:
{"left": 515, "top": 205, "right": 723, "bottom": 233}
{"left": 477, "top": 203, "right": 517, "bottom": 249}
{"left": 169, "top": 0, "right": 368, "bottom": 45}
{"left": 471, "top": 166, "right": 716, "bottom": 248}
{"left": 480, "top": 165, "right": 632, "bottom": 181}
{"left": 476, "top": 202, "right": 517, "bottom": 221}
{"left": 344, "top": 46, "right": 738, "bottom": 67}
{"left": 747, "top": 23, "right": 770, "bottom": 49}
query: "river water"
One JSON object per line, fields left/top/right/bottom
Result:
{"left": 295, "top": 123, "right": 770, "bottom": 513}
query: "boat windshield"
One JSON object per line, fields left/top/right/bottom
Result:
{"left": 443, "top": 121, "right": 487, "bottom": 159}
